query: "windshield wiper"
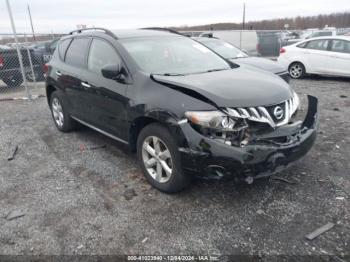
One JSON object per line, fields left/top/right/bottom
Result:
{"left": 206, "top": 68, "right": 228, "bottom": 73}
{"left": 154, "top": 73, "right": 185, "bottom": 76}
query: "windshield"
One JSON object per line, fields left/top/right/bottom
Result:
{"left": 120, "top": 36, "right": 230, "bottom": 75}
{"left": 198, "top": 39, "right": 248, "bottom": 59}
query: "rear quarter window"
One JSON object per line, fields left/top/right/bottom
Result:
{"left": 65, "top": 37, "right": 91, "bottom": 67}
{"left": 58, "top": 39, "right": 72, "bottom": 60}
{"left": 297, "top": 42, "right": 308, "bottom": 48}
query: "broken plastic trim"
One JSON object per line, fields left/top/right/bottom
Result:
{"left": 223, "top": 91, "right": 300, "bottom": 129}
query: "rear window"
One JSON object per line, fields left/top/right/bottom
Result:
{"left": 58, "top": 39, "right": 72, "bottom": 60}
{"left": 65, "top": 38, "right": 90, "bottom": 67}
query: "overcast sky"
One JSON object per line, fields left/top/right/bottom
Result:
{"left": 0, "top": 0, "right": 349, "bottom": 33}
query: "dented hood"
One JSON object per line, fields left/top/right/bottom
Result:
{"left": 152, "top": 67, "right": 292, "bottom": 108}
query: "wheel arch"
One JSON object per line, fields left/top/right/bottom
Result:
{"left": 288, "top": 60, "right": 308, "bottom": 73}
{"left": 46, "top": 84, "right": 57, "bottom": 105}
{"left": 128, "top": 109, "right": 183, "bottom": 152}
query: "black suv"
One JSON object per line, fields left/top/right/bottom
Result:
{"left": 46, "top": 28, "right": 318, "bottom": 193}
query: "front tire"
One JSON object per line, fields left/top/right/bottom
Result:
{"left": 137, "top": 123, "right": 190, "bottom": 193}
{"left": 289, "top": 62, "right": 305, "bottom": 79}
{"left": 50, "top": 91, "right": 77, "bottom": 132}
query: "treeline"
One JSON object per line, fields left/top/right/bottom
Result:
{"left": 0, "top": 34, "right": 64, "bottom": 45}
{"left": 172, "top": 12, "right": 350, "bottom": 31}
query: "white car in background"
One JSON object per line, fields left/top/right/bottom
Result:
{"left": 278, "top": 36, "right": 350, "bottom": 79}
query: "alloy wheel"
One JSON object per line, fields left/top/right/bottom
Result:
{"left": 52, "top": 97, "right": 64, "bottom": 128}
{"left": 289, "top": 63, "right": 303, "bottom": 78}
{"left": 142, "top": 136, "right": 173, "bottom": 183}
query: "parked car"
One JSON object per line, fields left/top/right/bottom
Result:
{"left": 280, "top": 31, "right": 300, "bottom": 42}
{"left": 190, "top": 30, "right": 259, "bottom": 56}
{"left": 0, "top": 45, "right": 11, "bottom": 50}
{"left": 278, "top": 36, "right": 350, "bottom": 78}
{"left": 285, "top": 29, "right": 338, "bottom": 46}
{"left": 46, "top": 28, "right": 318, "bottom": 193}
{"left": 0, "top": 46, "right": 42, "bottom": 87}
{"left": 194, "top": 37, "right": 290, "bottom": 82}
{"left": 304, "top": 30, "right": 337, "bottom": 39}
{"left": 31, "top": 38, "right": 60, "bottom": 65}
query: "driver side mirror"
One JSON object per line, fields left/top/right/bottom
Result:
{"left": 101, "top": 64, "right": 126, "bottom": 83}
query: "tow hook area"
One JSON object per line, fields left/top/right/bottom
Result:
{"left": 206, "top": 165, "right": 226, "bottom": 180}
{"left": 244, "top": 153, "right": 288, "bottom": 184}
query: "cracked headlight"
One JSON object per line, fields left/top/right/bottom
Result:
{"left": 185, "top": 111, "right": 240, "bottom": 131}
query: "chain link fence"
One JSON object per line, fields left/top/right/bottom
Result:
{"left": 0, "top": 33, "right": 64, "bottom": 100}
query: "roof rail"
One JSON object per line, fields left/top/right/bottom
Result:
{"left": 69, "top": 27, "right": 117, "bottom": 39}
{"left": 141, "top": 27, "right": 183, "bottom": 35}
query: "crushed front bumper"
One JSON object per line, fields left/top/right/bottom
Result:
{"left": 178, "top": 95, "right": 318, "bottom": 182}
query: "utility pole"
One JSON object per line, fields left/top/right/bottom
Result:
{"left": 5, "top": 0, "right": 31, "bottom": 100}
{"left": 240, "top": 3, "right": 246, "bottom": 49}
{"left": 27, "top": 3, "right": 36, "bottom": 41}
{"left": 242, "top": 2, "right": 246, "bottom": 30}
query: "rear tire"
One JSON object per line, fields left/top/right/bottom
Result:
{"left": 289, "top": 62, "right": 305, "bottom": 79}
{"left": 49, "top": 91, "right": 77, "bottom": 132}
{"left": 137, "top": 123, "right": 190, "bottom": 193}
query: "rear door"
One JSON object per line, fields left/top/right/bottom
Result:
{"left": 302, "top": 39, "right": 331, "bottom": 74}
{"left": 81, "top": 37, "right": 129, "bottom": 140}
{"left": 327, "top": 39, "right": 350, "bottom": 77}
{"left": 60, "top": 37, "right": 91, "bottom": 119}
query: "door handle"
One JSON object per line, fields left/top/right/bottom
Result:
{"left": 81, "top": 82, "right": 91, "bottom": 88}
{"left": 55, "top": 71, "right": 62, "bottom": 76}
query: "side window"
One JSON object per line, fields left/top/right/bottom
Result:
{"left": 58, "top": 39, "right": 71, "bottom": 60}
{"left": 88, "top": 38, "right": 122, "bottom": 75}
{"left": 330, "top": 40, "right": 350, "bottom": 54}
{"left": 305, "top": 40, "right": 329, "bottom": 51}
{"left": 65, "top": 38, "right": 90, "bottom": 67}
{"left": 297, "top": 42, "right": 307, "bottom": 48}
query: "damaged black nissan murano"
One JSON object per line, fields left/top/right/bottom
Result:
{"left": 45, "top": 28, "right": 318, "bottom": 193}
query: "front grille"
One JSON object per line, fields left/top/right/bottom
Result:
{"left": 224, "top": 92, "right": 299, "bottom": 129}
{"left": 265, "top": 102, "right": 286, "bottom": 124}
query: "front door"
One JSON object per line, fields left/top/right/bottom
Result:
{"left": 81, "top": 37, "right": 129, "bottom": 140}
{"left": 328, "top": 39, "right": 350, "bottom": 77}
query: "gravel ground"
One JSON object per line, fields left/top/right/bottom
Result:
{"left": 0, "top": 77, "right": 349, "bottom": 260}
{"left": 0, "top": 82, "right": 45, "bottom": 101}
